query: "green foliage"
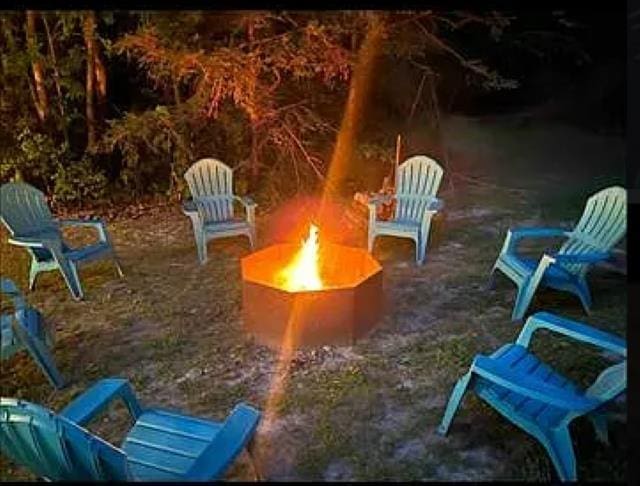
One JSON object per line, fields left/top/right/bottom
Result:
{"left": 0, "top": 10, "right": 591, "bottom": 208}
{"left": 51, "top": 155, "right": 108, "bottom": 205}
{"left": 0, "top": 127, "right": 107, "bottom": 205}
{"left": 2, "top": 127, "right": 68, "bottom": 189}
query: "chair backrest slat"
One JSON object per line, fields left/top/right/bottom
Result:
{"left": 0, "top": 183, "right": 58, "bottom": 237}
{"left": 558, "top": 186, "right": 626, "bottom": 275}
{"left": 184, "top": 159, "right": 235, "bottom": 223}
{"left": 0, "top": 398, "right": 128, "bottom": 481}
{"left": 394, "top": 156, "right": 443, "bottom": 223}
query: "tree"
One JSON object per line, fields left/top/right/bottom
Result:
{"left": 25, "top": 10, "right": 48, "bottom": 123}
{"left": 104, "top": 10, "right": 520, "bottom": 202}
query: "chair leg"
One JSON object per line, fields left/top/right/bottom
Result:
{"left": 512, "top": 282, "right": 535, "bottom": 322}
{"left": 575, "top": 279, "right": 592, "bottom": 315}
{"left": 588, "top": 412, "right": 609, "bottom": 445}
{"left": 112, "top": 253, "right": 125, "bottom": 278}
{"left": 28, "top": 261, "right": 40, "bottom": 291}
{"left": 367, "top": 231, "right": 376, "bottom": 253}
{"left": 544, "top": 428, "right": 577, "bottom": 482}
{"left": 16, "top": 322, "right": 65, "bottom": 389}
{"left": 247, "top": 229, "right": 256, "bottom": 251}
{"left": 196, "top": 233, "right": 207, "bottom": 265}
{"left": 416, "top": 236, "right": 427, "bottom": 265}
{"left": 246, "top": 437, "right": 263, "bottom": 481}
{"left": 57, "top": 259, "right": 84, "bottom": 301}
{"left": 485, "top": 265, "right": 498, "bottom": 291}
{"left": 437, "top": 371, "right": 473, "bottom": 436}
{"left": 29, "top": 337, "right": 65, "bottom": 389}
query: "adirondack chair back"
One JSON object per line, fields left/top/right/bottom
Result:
{"left": 184, "top": 158, "right": 235, "bottom": 223}
{"left": 557, "top": 186, "right": 627, "bottom": 275}
{"left": 0, "top": 398, "right": 129, "bottom": 481}
{"left": 585, "top": 361, "right": 626, "bottom": 403}
{"left": 0, "top": 183, "right": 58, "bottom": 237}
{"left": 394, "top": 156, "right": 443, "bottom": 222}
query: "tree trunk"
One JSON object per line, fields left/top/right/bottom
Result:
{"left": 82, "top": 11, "right": 97, "bottom": 150}
{"left": 42, "top": 14, "right": 68, "bottom": 144}
{"left": 26, "top": 10, "right": 48, "bottom": 123}
{"left": 94, "top": 39, "right": 107, "bottom": 120}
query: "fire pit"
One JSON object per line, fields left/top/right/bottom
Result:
{"left": 241, "top": 225, "right": 383, "bottom": 349}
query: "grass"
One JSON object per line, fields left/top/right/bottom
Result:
{"left": 0, "top": 115, "right": 627, "bottom": 481}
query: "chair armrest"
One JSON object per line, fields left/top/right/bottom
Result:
{"left": 0, "top": 278, "right": 26, "bottom": 311}
{"left": 233, "top": 195, "right": 257, "bottom": 209}
{"left": 58, "top": 218, "right": 104, "bottom": 228}
{"left": 509, "top": 227, "right": 571, "bottom": 240}
{"left": 182, "top": 199, "right": 197, "bottom": 214}
{"left": 58, "top": 218, "right": 109, "bottom": 243}
{"left": 60, "top": 378, "right": 143, "bottom": 426}
{"left": 186, "top": 403, "right": 261, "bottom": 480}
{"left": 7, "top": 236, "right": 46, "bottom": 248}
{"left": 233, "top": 196, "right": 257, "bottom": 226}
{"left": 427, "top": 196, "right": 444, "bottom": 211}
{"left": 552, "top": 252, "right": 610, "bottom": 265}
{"left": 366, "top": 194, "right": 394, "bottom": 224}
{"left": 471, "top": 355, "right": 600, "bottom": 412}
{"left": 500, "top": 227, "right": 570, "bottom": 255}
{"left": 516, "top": 312, "right": 626, "bottom": 357}
{"left": 368, "top": 194, "right": 394, "bottom": 206}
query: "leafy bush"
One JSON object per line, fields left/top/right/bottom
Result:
{"left": 51, "top": 154, "right": 108, "bottom": 206}
{"left": 0, "top": 127, "right": 68, "bottom": 190}
{"left": 0, "top": 127, "right": 108, "bottom": 206}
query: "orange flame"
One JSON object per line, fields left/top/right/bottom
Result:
{"left": 278, "top": 224, "right": 322, "bottom": 291}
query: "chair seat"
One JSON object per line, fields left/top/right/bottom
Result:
{"left": 501, "top": 252, "right": 576, "bottom": 283}
{"left": 473, "top": 343, "right": 580, "bottom": 429}
{"left": 28, "top": 241, "right": 111, "bottom": 263}
{"left": 203, "top": 219, "right": 251, "bottom": 234}
{"left": 123, "top": 409, "right": 223, "bottom": 481}
{"left": 374, "top": 219, "right": 420, "bottom": 235}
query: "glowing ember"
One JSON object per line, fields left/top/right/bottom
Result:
{"left": 278, "top": 224, "right": 323, "bottom": 291}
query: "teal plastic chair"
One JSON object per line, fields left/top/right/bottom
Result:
{"left": 182, "top": 158, "right": 257, "bottom": 265}
{"left": 438, "top": 312, "right": 626, "bottom": 481}
{"left": 489, "top": 186, "right": 627, "bottom": 321}
{"left": 1, "top": 278, "right": 64, "bottom": 389}
{"left": 0, "top": 182, "right": 124, "bottom": 301}
{"left": 367, "top": 155, "right": 444, "bottom": 265}
{"left": 0, "top": 378, "right": 262, "bottom": 481}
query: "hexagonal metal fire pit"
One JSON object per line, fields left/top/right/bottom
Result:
{"left": 241, "top": 243, "right": 383, "bottom": 349}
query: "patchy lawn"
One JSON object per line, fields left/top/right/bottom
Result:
{"left": 0, "top": 115, "right": 627, "bottom": 481}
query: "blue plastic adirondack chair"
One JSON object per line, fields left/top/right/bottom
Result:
{"left": 0, "top": 182, "right": 124, "bottom": 301}
{"left": 437, "top": 311, "right": 626, "bottom": 481}
{"left": 1, "top": 278, "right": 64, "bottom": 389}
{"left": 489, "top": 186, "right": 627, "bottom": 321}
{"left": 182, "top": 158, "right": 257, "bottom": 264}
{"left": 0, "top": 378, "right": 262, "bottom": 481}
{"left": 367, "top": 155, "right": 444, "bottom": 265}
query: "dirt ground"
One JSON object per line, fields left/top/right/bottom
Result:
{"left": 0, "top": 115, "right": 627, "bottom": 481}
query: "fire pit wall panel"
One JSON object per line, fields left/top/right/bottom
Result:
{"left": 241, "top": 243, "right": 383, "bottom": 349}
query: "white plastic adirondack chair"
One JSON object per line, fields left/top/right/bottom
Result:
{"left": 490, "top": 186, "right": 627, "bottom": 321}
{"left": 367, "top": 155, "right": 444, "bottom": 264}
{"left": 182, "top": 159, "right": 257, "bottom": 264}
